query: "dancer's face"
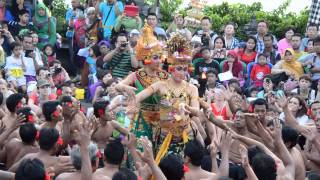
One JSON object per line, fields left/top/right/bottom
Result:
{"left": 171, "top": 65, "right": 188, "bottom": 82}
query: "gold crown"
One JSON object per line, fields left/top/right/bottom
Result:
{"left": 166, "top": 34, "right": 192, "bottom": 65}
{"left": 135, "top": 24, "right": 163, "bottom": 61}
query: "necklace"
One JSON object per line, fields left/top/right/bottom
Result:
{"left": 166, "top": 80, "right": 187, "bottom": 99}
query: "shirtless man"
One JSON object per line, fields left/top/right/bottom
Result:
{"left": 9, "top": 128, "right": 74, "bottom": 176}
{"left": 60, "top": 96, "right": 86, "bottom": 145}
{"left": 1, "top": 93, "right": 26, "bottom": 139}
{"left": 2, "top": 93, "right": 26, "bottom": 128}
{"left": 277, "top": 96, "right": 320, "bottom": 172}
{"left": 233, "top": 118, "right": 296, "bottom": 180}
{"left": 206, "top": 109, "right": 262, "bottom": 164}
{"left": 91, "top": 100, "right": 129, "bottom": 151}
{"left": 93, "top": 140, "right": 124, "bottom": 180}
{"left": 184, "top": 134, "right": 230, "bottom": 180}
{"left": 281, "top": 126, "right": 306, "bottom": 180}
{"left": 40, "top": 101, "right": 64, "bottom": 130}
{"left": 4, "top": 122, "right": 39, "bottom": 169}
{"left": 61, "top": 85, "right": 73, "bottom": 97}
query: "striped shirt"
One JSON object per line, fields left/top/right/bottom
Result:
{"left": 110, "top": 51, "right": 132, "bottom": 78}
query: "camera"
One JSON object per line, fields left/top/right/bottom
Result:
{"left": 46, "top": 72, "right": 51, "bottom": 78}
{"left": 265, "top": 78, "right": 271, "bottom": 84}
{"left": 201, "top": 34, "right": 209, "bottom": 46}
{"left": 54, "top": 67, "right": 62, "bottom": 74}
{"left": 120, "top": 42, "right": 128, "bottom": 48}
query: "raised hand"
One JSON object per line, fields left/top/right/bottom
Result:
{"left": 276, "top": 94, "right": 288, "bottom": 109}
{"left": 220, "top": 131, "right": 233, "bottom": 152}
{"left": 8, "top": 113, "right": 26, "bottom": 131}
{"left": 122, "top": 133, "right": 137, "bottom": 150}
{"left": 88, "top": 115, "right": 99, "bottom": 133}
{"left": 301, "top": 129, "right": 316, "bottom": 143}
{"left": 137, "top": 136, "right": 154, "bottom": 165}
{"left": 74, "top": 122, "right": 91, "bottom": 148}
{"left": 115, "top": 84, "right": 137, "bottom": 100}
{"left": 244, "top": 113, "right": 259, "bottom": 124}
{"left": 272, "top": 118, "right": 282, "bottom": 140}
{"left": 220, "top": 85, "right": 232, "bottom": 101}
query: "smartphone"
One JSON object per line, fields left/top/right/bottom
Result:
{"left": 25, "top": 50, "right": 33, "bottom": 57}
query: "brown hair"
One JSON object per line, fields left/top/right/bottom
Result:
{"left": 288, "top": 95, "right": 307, "bottom": 118}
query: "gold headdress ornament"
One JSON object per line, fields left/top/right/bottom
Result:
{"left": 135, "top": 23, "right": 163, "bottom": 64}
{"left": 166, "top": 34, "right": 192, "bottom": 65}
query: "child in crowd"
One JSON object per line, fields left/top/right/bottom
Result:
{"left": 194, "top": 47, "right": 220, "bottom": 97}
{"left": 87, "top": 44, "right": 101, "bottom": 85}
{"left": 291, "top": 75, "right": 315, "bottom": 104}
{"left": 250, "top": 53, "right": 271, "bottom": 87}
{"left": 4, "top": 42, "right": 27, "bottom": 91}
{"left": 223, "top": 50, "right": 244, "bottom": 81}
{"left": 206, "top": 69, "right": 218, "bottom": 90}
{"left": 43, "top": 44, "right": 56, "bottom": 67}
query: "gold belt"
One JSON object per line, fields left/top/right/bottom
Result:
{"left": 160, "top": 119, "right": 191, "bottom": 137}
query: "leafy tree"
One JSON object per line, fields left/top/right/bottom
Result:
{"left": 51, "top": 0, "right": 308, "bottom": 42}
{"left": 51, "top": 0, "right": 68, "bottom": 36}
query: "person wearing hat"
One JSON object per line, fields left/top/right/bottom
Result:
{"left": 28, "top": 79, "right": 57, "bottom": 116}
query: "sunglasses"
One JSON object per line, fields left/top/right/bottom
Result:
{"left": 175, "top": 66, "right": 188, "bottom": 71}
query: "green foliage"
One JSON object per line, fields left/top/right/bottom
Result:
{"left": 144, "top": 0, "right": 183, "bottom": 29}
{"left": 51, "top": 0, "right": 308, "bottom": 41}
{"left": 202, "top": 0, "right": 308, "bottom": 40}
{"left": 51, "top": 0, "right": 68, "bottom": 36}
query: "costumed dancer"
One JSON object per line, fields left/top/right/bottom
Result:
{"left": 135, "top": 34, "right": 202, "bottom": 164}
{"left": 116, "top": 23, "right": 168, "bottom": 141}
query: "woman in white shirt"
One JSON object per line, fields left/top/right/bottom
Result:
{"left": 279, "top": 95, "right": 312, "bottom": 126}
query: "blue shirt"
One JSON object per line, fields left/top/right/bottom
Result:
{"left": 86, "top": 57, "right": 97, "bottom": 75}
{"left": 299, "top": 53, "right": 320, "bottom": 80}
{"left": 99, "top": 1, "right": 124, "bottom": 39}
{"left": 300, "top": 37, "right": 309, "bottom": 51}
{"left": 65, "top": 8, "right": 74, "bottom": 24}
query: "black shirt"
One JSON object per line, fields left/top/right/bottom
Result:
{"left": 194, "top": 59, "right": 220, "bottom": 97}
{"left": 194, "top": 59, "right": 220, "bottom": 78}
{"left": 8, "top": 21, "right": 34, "bottom": 38}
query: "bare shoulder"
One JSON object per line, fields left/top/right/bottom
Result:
{"left": 93, "top": 169, "right": 111, "bottom": 180}
{"left": 5, "top": 138, "right": 21, "bottom": 148}
{"left": 55, "top": 172, "right": 74, "bottom": 180}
